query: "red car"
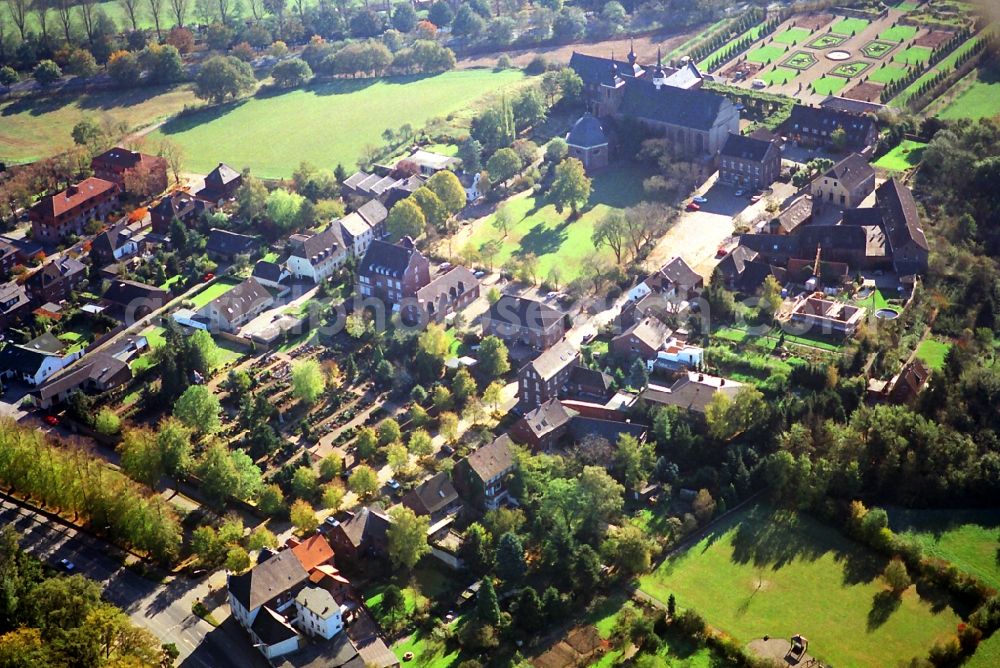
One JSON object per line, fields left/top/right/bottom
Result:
{"left": 716, "top": 248, "right": 729, "bottom": 258}
{"left": 686, "top": 202, "right": 700, "bottom": 212}
{"left": 202, "top": 272, "right": 215, "bottom": 282}
{"left": 43, "top": 415, "right": 59, "bottom": 427}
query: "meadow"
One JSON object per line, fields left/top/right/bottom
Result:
{"left": 150, "top": 69, "right": 525, "bottom": 178}
{"left": 0, "top": 85, "right": 198, "bottom": 164}
{"left": 638, "top": 504, "right": 962, "bottom": 668}
{"left": 937, "top": 65, "right": 1000, "bottom": 120}
{"left": 915, "top": 338, "right": 951, "bottom": 370}
{"left": 888, "top": 507, "right": 1000, "bottom": 589}
{"left": 873, "top": 139, "right": 928, "bottom": 172}
{"left": 466, "top": 166, "right": 648, "bottom": 283}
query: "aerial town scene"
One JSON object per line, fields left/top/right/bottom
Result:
{"left": 0, "top": 0, "right": 998, "bottom": 666}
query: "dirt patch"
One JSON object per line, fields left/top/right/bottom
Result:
{"left": 456, "top": 27, "right": 699, "bottom": 70}
{"left": 845, "top": 80, "right": 885, "bottom": 102}
{"left": 723, "top": 60, "right": 762, "bottom": 79}
{"left": 792, "top": 13, "right": 834, "bottom": 32}
{"left": 915, "top": 29, "right": 954, "bottom": 49}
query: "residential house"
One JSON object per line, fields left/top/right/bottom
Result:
{"left": 789, "top": 293, "right": 866, "bottom": 337}
{"left": 356, "top": 238, "right": 431, "bottom": 308}
{"left": 0, "top": 240, "right": 18, "bottom": 275}
{"left": 295, "top": 587, "right": 346, "bottom": 641}
{"left": 290, "top": 534, "right": 336, "bottom": 572}
{"left": 205, "top": 228, "right": 259, "bottom": 261}
{"left": 29, "top": 178, "right": 119, "bottom": 242}
{"left": 627, "top": 256, "right": 703, "bottom": 304}
{"left": 401, "top": 471, "right": 462, "bottom": 523}
{"left": 403, "top": 149, "right": 461, "bottom": 176}
{"left": 90, "top": 147, "right": 168, "bottom": 196}
{"left": 90, "top": 221, "right": 142, "bottom": 266}
{"left": 811, "top": 153, "right": 875, "bottom": 209}
{"left": 453, "top": 434, "right": 515, "bottom": 510}
{"left": 252, "top": 260, "right": 290, "bottom": 289}
{"left": 196, "top": 277, "right": 274, "bottom": 332}
{"left": 641, "top": 372, "right": 742, "bottom": 413}
{"left": 782, "top": 104, "right": 878, "bottom": 153}
{"left": 869, "top": 359, "right": 931, "bottom": 405}
{"left": 150, "top": 190, "right": 213, "bottom": 235}
{"left": 326, "top": 505, "right": 393, "bottom": 565}
{"left": 611, "top": 315, "right": 673, "bottom": 361}
{"left": 249, "top": 606, "right": 301, "bottom": 660}
{"left": 517, "top": 339, "right": 579, "bottom": 409}
{"left": 567, "top": 416, "right": 648, "bottom": 447}
{"left": 510, "top": 398, "right": 578, "bottom": 450}
{"left": 0, "top": 332, "right": 84, "bottom": 386}
{"left": 564, "top": 365, "right": 613, "bottom": 402}
{"left": 873, "top": 178, "right": 929, "bottom": 276}
{"left": 23, "top": 257, "right": 87, "bottom": 304}
{"left": 767, "top": 194, "right": 813, "bottom": 235}
{"left": 566, "top": 113, "right": 609, "bottom": 172}
{"left": 100, "top": 279, "right": 169, "bottom": 320}
{"left": 197, "top": 163, "right": 242, "bottom": 203}
{"left": 482, "top": 296, "right": 565, "bottom": 351}
{"left": 356, "top": 199, "right": 389, "bottom": 237}
{"left": 287, "top": 227, "right": 348, "bottom": 282}
{"left": 33, "top": 351, "right": 132, "bottom": 408}
{"left": 404, "top": 266, "right": 479, "bottom": 325}
{"left": 717, "top": 132, "right": 781, "bottom": 191}
{"left": 0, "top": 281, "right": 31, "bottom": 329}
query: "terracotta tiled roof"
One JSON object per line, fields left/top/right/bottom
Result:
{"left": 32, "top": 178, "right": 116, "bottom": 219}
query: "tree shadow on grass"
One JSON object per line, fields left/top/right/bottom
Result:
{"left": 76, "top": 84, "right": 184, "bottom": 111}
{"left": 158, "top": 99, "right": 249, "bottom": 135}
{"left": 1, "top": 93, "right": 75, "bottom": 116}
{"left": 867, "top": 590, "right": 901, "bottom": 631}
{"left": 308, "top": 73, "right": 437, "bottom": 98}
{"left": 515, "top": 221, "right": 568, "bottom": 258}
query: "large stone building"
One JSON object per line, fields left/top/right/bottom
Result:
{"left": 718, "top": 132, "right": 781, "bottom": 190}
{"left": 565, "top": 113, "right": 609, "bottom": 172}
{"left": 812, "top": 153, "right": 875, "bottom": 209}
{"left": 29, "top": 178, "right": 120, "bottom": 242}
{"left": 90, "top": 147, "right": 168, "bottom": 196}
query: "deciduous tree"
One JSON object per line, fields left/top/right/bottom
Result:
{"left": 550, "top": 157, "right": 591, "bottom": 215}
{"left": 387, "top": 505, "right": 431, "bottom": 571}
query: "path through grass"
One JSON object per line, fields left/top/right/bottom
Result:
{"left": 151, "top": 69, "right": 525, "bottom": 178}
{"left": 639, "top": 504, "right": 962, "bottom": 668}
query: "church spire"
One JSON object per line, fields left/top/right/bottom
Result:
{"left": 655, "top": 47, "right": 665, "bottom": 78}
{"left": 627, "top": 38, "right": 637, "bottom": 66}
{"left": 610, "top": 49, "right": 619, "bottom": 78}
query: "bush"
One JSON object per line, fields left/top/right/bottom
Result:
{"left": 32, "top": 59, "right": 62, "bottom": 85}
{"left": 525, "top": 56, "right": 548, "bottom": 75}
{"left": 271, "top": 59, "right": 313, "bottom": 88}
{"left": 0, "top": 66, "right": 18, "bottom": 85}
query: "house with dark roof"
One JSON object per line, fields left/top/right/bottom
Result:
{"left": 611, "top": 315, "right": 673, "bottom": 361}
{"left": 0, "top": 240, "right": 18, "bottom": 275}
{"left": 812, "top": 153, "right": 875, "bottom": 209}
{"left": 29, "top": 177, "right": 120, "bottom": 242}
{"left": 32, "top": 352, "right": 131, "bottom": 408}
{"left": 566, "top": 113, "right": 609, "bottom": 172}
{"left": 196, "top": 277, "right": 274, "bottom": 332}
{"left": 100, "top": 279, "right": 169, "bottom": 319}
{"left": 90, "top": 221, "right": 142, "bottom": 266}
{"left": 326, "top": 505, "right": 393, "bottom": 565}
{"left": 564, "top": 365, "right": 613, "bottom": 402}
{"left": 510, "top": 398, "right": 578, "bottom": 450}
{"left": 252, "top": 260, "right": 291, "bottom": 289}
{"left": 0, "top": 332, "right": 83, "bottom": 386}
{"left": 404, "top": 266, "right": 480, "bottom": 326}
{"left": 517, "top": 339, "right": 579, "bottom": 409}
{"left": 875, "top": 178, "right": 928, "bottom": 276}
{"left": 356, "top": 199, "right": 389, "bottom": 237}
{"left": 150, "top": 190, "right": 213, "bottom": 235}
{"left": 205, "top": 228, "right": 259, "bottom": 261}
{"left": 453, "top": 434, "right": 515, "bottom": 510}
{"left": 23, "top": 257, "right": 86, "bottom": 304}
{"left": 782, "top": 104, "right": 878, "bottom": 153}
{"left": 0, "top": 281, "right": 31, "bottom": 330}
{"left": 482, "top": 295, "right": 565, "bottom": 351}
{"left": 628, "top": 256, "right": 703, "bottom": 305}
{"left": 567, "top": 416, "right": 648, "bottom": 447}
{"left": 402, "top": 472, "right": 462, "bottom": 522}
{"left": 287, "top": 226, "right": 348, "bottom": 283}
{"left": 197, "top": 163, "right": 242, "bottom": 203}
{"left": 768, "top": 194, "right": 813, "bottom": 235}
{"left": 356, "top": 238, "right": 431, "bottom": 309}
{"left": 718, "top": 132, "right": 781, "bottom": 191}
{"left": 640, "top": 372, "right": 742, "bottom": 413}
{"left": 90, "top": 147, "right": 168, "bottom": 196}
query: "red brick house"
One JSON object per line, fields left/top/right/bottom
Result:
{"left": 356, "top": 238, "right": 431, "bottom": 308}
{"left": 404, "top": 266, "right": 480, "bottom": 325}
{"left": 482, "top": 295, "right": 565, "bottom": 351}
{"left": 197, "top": 163, "right": 242, "bottom": 203}
{"left": 29, "top": 178, "right": 120, "bottom": 242}
{"left": 23, "top": 257, "right": 87, "bottom": 304}
{"left": 90, "top": 147, "right": 168, "bottom": 196}
{"left": 517, "top": 340, "right": 579, "bottom": 409}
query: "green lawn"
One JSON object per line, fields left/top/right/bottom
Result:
{"left": 188, "top": 277, "right": 242, "bottom": 310}
{"left": 697, "top": 23, "right": 768, "bottom": 70}
{"left": 761, "top": 67, "right": 799, "bottom": 86}
{"left": 467, "top": 166, "right": 648, "bottom": 282}
{"left": 746, "top": 45, "right": 788, "bottom": 65}
{"left": 915, "top": 338, "right": 952, "bottom": 370}
{"left": 260, "top": 252, "right": 280, "bottom": 263}
{"left": 888, "top": 508, "right": 1000, "bottom": 589}
{"left": 639, "top": 505, "right": 962, "bottom": 668}
{"left": 773, "top": 27, "right": 813, "bottom": 45}
{"left": 873, "top": 139, "right": 927, "bottom": 171}
{"left": 967, "top": 633, "right": 1000, "bottom": 668}
{"left": 812, "top": 76, "right": 849, "bottom": 95}
{"left": 0, "top": 85, "right": 198, "bottom": 164}
{"left": 159, "top": 274, "right": 184, "bottom": 291}
{"left": 150, "top": 69, "right": 525, "bottom": 178}
{"left": 831, "top": 17, "right": 871, "bottom": 36}
{"left": 870, "top": 64, "right": 911, "bottom": 84}
{"left": 808, "top": 33, "right": 849, "bottom": 49}
{"left": 879, "top": 25, "right": 919, "bottom": 42}
{"left": 894, "top": 45, "right": 934, "bottom": 66}
{"left": 895, "top": 34, "right": 989, "bottom": 105}
{"left": 938, "top": 66, "right": 1000, "bottom": 120}
{"left": 140, "top": 325, "right": 168, "bottom": 349}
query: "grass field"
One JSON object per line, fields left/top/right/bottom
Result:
{"left": 150, "top": 69, "right": 525, "bottom": 178}
{"left": 879, "top": 25, "right": 919, "bottom": 42}
{"left": 832, "top": 17, "right": 871, "bottom": 36}
{"left": 937, "top": 65, "right": 1000, "bottom": 120}
{"left": 761, "top": 67, "right": 799, "bottom": 86}
{"left": 746, "top": 45, "right": 788, "bottom": 65}
{"left": 894, "top": 33, "right": 989, "bottom": 105}
{"left": 812, "top": 76, "right": 849, "bottom": 95}
{"left": 639, "top": 505, "right": 962, "bottom": 668}
{"left": 189, "top": 277, "right": 242, "bottom": 310}
{"left": 888, "top": 508, "right": 1000, "bottom": 588}
{"left": 773, "top": 27, "right": 813, "bottom": 45}
{"left": 967, "top": 633, "right": 1000, "bottom": 668}
{"left": 0, "top": 85, "right": 198, "bottom": 164}
{"left": 915, "top": 338, "right": 951, "bottom": 370}
{"left": 870, "top": 64, "right": 911, "bottom": 84}
{"left": 466, "top": 166, "right": 647, "bottom": 282}
{"left": 697, "top": 23, "right": 768, "bottom": 70}
{"left": 894, "top": 45, "right": 934, "bottom": 66}
{"left": 873, "top": 139, "right": 927, "bottom": 171}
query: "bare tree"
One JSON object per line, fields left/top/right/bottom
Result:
{"left": 32, "top": 0, "right": 51, "bottom": 44}
{"left": 6, "top": 0, "right": 30, "bottom": 40}
{"left": 77, "top": 0, "right": 97, "bottom": 44}
{"left": 55, "top": 0, "right": 73, "bottom": 44}
{"left": 245, "top": 0, "right": 262, "bottom": 20}
{"left": 291, "top": 0, "right": 304, "bottom": 19}
{"left": 118, "top": 0, "right": 141, "bottom": 31}
{"left": 169, "top": 0, "right": 188, "bottom": 27}
{"left": 216, "top": 0, "right": 233, "bottom": 25}
{"left": 158, "top": 138, "right": 185, "bottom": 184}
{"left": 147, "top": 0, "right": 164, "bottom": 39}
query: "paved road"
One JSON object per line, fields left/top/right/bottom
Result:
{"left": 0, "top": 497, "right": 265, "bottom": 668}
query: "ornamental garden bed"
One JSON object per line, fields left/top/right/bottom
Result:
{"left": 830, "top": 61, "right": 873, "bottom": 77}
{"left": 782, "top": 51, "right": 819, "bottom": 70}
{"left": 862, "top": 39, "right": 898, "bottom": 58}
{"left": 806, "top": 33, "right": 848, "bottom": 49}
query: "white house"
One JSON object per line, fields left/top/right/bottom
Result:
{"left": 294, "top": 587, "right": 346, "bottom": 640}
{"left": 647, "top": 339, "right": 704, "bottom": 372}
{"left": 287, "top": 226, "right": 348, "bottom": 282}
{"left": 338, "top": 213, "right": 375, "bottom": 259}
{"left": 0, "top": 332, "right": 84, "bottom": 387}
{"left": 248, "top": 606, "right": 300, "bottom": 660}
{"left": 196, "top": 277, "right": 274, "bottom": 332}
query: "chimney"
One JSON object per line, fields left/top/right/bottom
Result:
{"left": 67, "top": 185, "right": 79, "bottom": 196}
{"left": 720, "top": 379, "right": 725, "bottom": 386}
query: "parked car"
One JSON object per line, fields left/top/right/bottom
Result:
{"left": 686, "top": 202, "right": 700, "bottom": 212}
{"left": 202, "top": 272, "right": 215, "bottom": 282}
{"left": 387, "top": 479, "right": 401, "bottom": 492}
{"left": 734, "top": 189, "right": 745, "bottom": 197}
{"left": 692, "top": 196, "right": 708, "bottom": 204}
{"left": 473, "top": 270, "right": 486, "bottom": 278}
{"left": 58, "top": 558, "right": 75, "bottom": 572}
{"left": 323, "top": 516, "right": 341, "bottom": 529}
{"left": 716, "top": 248, "right": 729, "bottom": 258}
{"left": 750, "top": 194, "right": 763, "bottom": 203}
{"left": 43, "top": 415, "right": 59, "bottom": 427}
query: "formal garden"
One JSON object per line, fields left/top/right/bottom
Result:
{"left": 862, "top": 39, "right": 898, "bottom": 58}
{"left": 783, "top": 51, "right": 819, "bottom": 70}
{"left": 830, "top": 61, "right": 873, "bottom": 77}
{"left": 807, "top": 33, "right": 849, "bottom": 49}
